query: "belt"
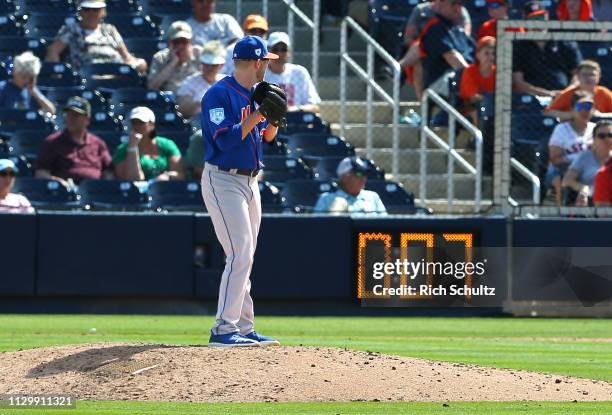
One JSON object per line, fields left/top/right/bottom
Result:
{"left": 217, "top": 166, "right": 260, "bottom": 177}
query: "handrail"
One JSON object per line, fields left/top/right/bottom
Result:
{"left": 510, "top": 157, "right": 541, "bottom": 206}
{"left": 340, "top": 16, "right": 401, "bottom": 176}
{"left": 281, "top": 0, "right": 320, "bottom": 88}
{"left": 236, "top": 0, "right": 242, "bottom": 23}
{"left": 420, "top": 88, "right": 483, "bottom": 213}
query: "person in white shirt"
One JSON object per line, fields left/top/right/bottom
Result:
{"left": 546, "top": 92, "right": 596, "bottom": 205}
{"left": 177, "top": 40, "right": 226, "bottom": 126}
{"left": 264, "top": 31, "right": 321, "bottom": 113}
{"left": 186, "top": 0, "right": 243, "bottom": 47}
{"left": 222, "top": 14, "right": 269, "bottom": 75}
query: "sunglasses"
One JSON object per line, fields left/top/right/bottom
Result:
{"left": 270, "top": 46, "right": 288, "bottom": 53}
{"left": 596, "top": 132, "right": 612, "bottom": 139}
{"left": 575, "top": 101, "right": 594, "bottom": 111}
{"left": 0, "top": 170, "right": 16, "bottom": 177}
{"left": 246, "top": 29, "right": 267, "bottom": 37}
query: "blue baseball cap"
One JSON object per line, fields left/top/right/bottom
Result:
{"left": 232, "top": 35, "right": 278, "bottom": 61}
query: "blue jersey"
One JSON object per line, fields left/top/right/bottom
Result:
{"left": 201, "top": 75, "right": 267, "bottom": 170}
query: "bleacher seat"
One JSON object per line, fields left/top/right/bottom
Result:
{"left": 258, "top": 180, "right": 285, "bottom": 213}
{"left": 105, "top": 14, "right": 161, "bottom": 39}
{"left": 24, "top": 14, "right": 75, "bottom": 40}
{"left": 24, "top": 0, "right": 76, "bottom": 13}
{"left": 280, "top": 179, "right": 337, "bottom": 212}
{"left": 0, "top": 15, "right": 25, "bottom": 37}
{"left": 84, "top": 63, "right": 145, "bottom": 91}
{"left": 78, "top": 179, "right": 149, "bottom": 210}
{"left": 105, "top": 0, "right": 142, "bottom": 14}
{"left": 12, "top": 177, "right": 79, "bottom": 209}
{"left": 0, "top": 110, "right": 56, "bottom": 135}
{"left": 45, "top": 87, "right": 109, "bottom": 113}
{"left": 110, "top": 88, "right": 175, "bottom": 117}
{"left": 86, "top": 111, "right": 125, "bottom": 132}
{"left": 365, "top": 180, "right": 420, "bottom": 214}
{"left": 281, "top": 111, "right": 330, "bottom": 135}
{"left": 37, "top": 62, "right": 85, "bottom": 88}
{"left": 280, "top": 133, "right": 355, "bottom": 158}
{"left": 369, "top": 0, "right": 420, "bottom": 59}
{"left": 304, "top": 155, "right": 385, "bottom": 180}
{"left": 0, "top": 0, "right": 18, "bottom": 14}
{"left": 123, "top": 38, "right": 167, "bottom": 65}
{"left": 262, "top": 140, "right": 289, "bottom": 156}
{"left": 90, "top": 130, "right": 128, "bottom": 154}
{"left": 579, "top": 42, "right": 612, "bottom": 88}
{"left": 7, "top": 129, "right": 47, "bottom": 160}
{"left": 0, "top": 37, "right": 48, "bottom": 59}
{"left": 148, "top": 180, "right": 205, "bottom": 212}
{"left": 151, "top": 109, "right": 193, "bottom": 133}
{"left": 261, "top": 155, "right": 314, "bottom": 187}
{"left": 512, "top": 93, "right": 544, "bottom": 114}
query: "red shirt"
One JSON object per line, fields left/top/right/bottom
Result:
{"left": 36, "top": 130, "right": 112, "bottom": 181}
{"left": 477, "top": 18, "right": 524, "bottom": 40}
{"left": 594, "top": 159, "right": 612, "bottom": 205}
{"left": 459, "top": 63, "right": 496, "bottom": 101}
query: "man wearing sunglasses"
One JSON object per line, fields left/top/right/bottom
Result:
{"left": 0, "top": 159, "right": 33, "bottom": 213}
{"left": 264, "top": 32, "right": 321, "bottom": 113}
{"left": 314, "top": 156, "right": 386, "bottom": 214}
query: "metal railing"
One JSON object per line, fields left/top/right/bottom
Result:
{"left": 262, "top": 0, "right": 320, "bottom": 88}
{"left": 420, "top": 89, "right": 483, "bottom": 213}
{"left": 340, "top": 16, "right": 401, "bottom": 176}
{"left": 510, "top": 157, "right": 540, "bottom": 206}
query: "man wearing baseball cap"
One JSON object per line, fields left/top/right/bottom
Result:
{"left": 264, "top": 31, "right": 321, "bottom": 113}
{"left": 36, "top": 96, "right": 113, "bottom": 186}
{"left": 478, "top": 0, "right": 524, "bottom": 40}
{"left": 222, "top": 15, "right": 270, "bottom": 75}
{"left": 314, "top": 156, "right": 386, "bottom": 214}
{"left": 0, "top": 158, "right": 33, "bottom": 213}
{"left": 177, "top": 40, "right": 227, "bottom": 124}
{"left": 148, "top": 21, "right": 204, "bottom": 94}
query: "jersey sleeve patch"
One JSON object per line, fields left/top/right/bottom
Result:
{"left": 209, "top": 108, "right": 225, "bottom": 125}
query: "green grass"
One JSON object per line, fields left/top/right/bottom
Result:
{"left": 0, "top": 315, "right": 610, "bottom": 414}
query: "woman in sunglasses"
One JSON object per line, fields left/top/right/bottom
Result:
{"left": 547, "top": 92, "right": 596, "bottom": 205}
{"left": 562, "top": 120, "right": 612, "bottom": 206}
{"left": 0, "top": 159, "right": 33, "bottom": 213}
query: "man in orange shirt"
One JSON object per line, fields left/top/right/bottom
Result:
{"left": 545, "top": 60, "right": 612, "bottom": 121}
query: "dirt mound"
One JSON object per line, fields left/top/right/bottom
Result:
{"left": 0, "top": 343, "right": 610, "bottom": 402}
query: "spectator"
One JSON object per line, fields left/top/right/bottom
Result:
{"left": 186, "top": 0, "right": 243, "bottom": 47}
{"left": 592, "top": 0, "right": 612, "bottom": 21}
{"left": 184, "top": 129, "right": 205, "bottom": 180}
{"left": 113, "top": 106, "right": 183, "bottom": 181}
{"left": 36, "top": 97, "right": 113, "bottom": 186}
{"left": 545, "top": 60, "right": 612, "bottom": 121}
{"left": 223, "top": 15, "right": 269, "bottom": 75}
{"left": 0, "top": 52, "right": 55, "bottom": 114}
{"left": 562, "top": 120, "right": 612, "bottom": 205}
{"left": 46, "top": 0, "right": 147, "bottom": 74}
{"left": 547, "top": 92, "right": 596, "bottom": 204}
{"left": 557, "top": 0, "right": 594, "bottom": 20}
{"left": 459, "top": 36, "right": 496, "bottom": 123}
{"left": 478, "top": 0, "right": 524, "bottom": 39}
{"left": 177, "top": 40, "right": 226, "bottom": 124}
{"left": 147, "top": 21, "right": 203, "bottom": 94}
{"left": 419, "top": 0, "right": 475, "bottom": 93}
{"left": 0, "top": 159, "right": 33, "bottom": 213}
{"left": 264, "top": 32, "right": 321, "bottom": 113}
{"left": 512, "top": 3, "right": 582, "bottom": 97}
{"left": 593, "top": 123, "right": 612, "bottom": 205}
{"left": 399, "top": 0, "right": 471, "bottom": 99}
{"left": 314, "top": 156, "right": 386, "bottom": 214}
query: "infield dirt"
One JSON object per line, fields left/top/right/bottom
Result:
{"left": 1, "top": 343, "right": 611, "bottom": 402}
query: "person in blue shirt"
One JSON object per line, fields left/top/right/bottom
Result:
{"left": 314, "top": 156, "right": 387, "bottom": 215}
{"left": 200, "top": 36, "right": 282, "bottom": 347}
{"left": 0, "top": 52, "right": 55, "bottom": 114}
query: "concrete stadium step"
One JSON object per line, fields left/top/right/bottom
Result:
{"left": 316, "top": 77, "right": 416, "bottom": 102}
{"left": 320, "top": 100, "right": 418, "bottom": 124}
{"left": 394, "top": 174, "right": 494, "bottom": 200}
{"left": 354, "top": 148, "right": 477, "bottom": 175}
{"left": 332, "top": 124, "right": 474, "bottom": 149}
{"left": 216, "top": 1, "right": 314, "bottom": 28}
{"left": 417, "top": 199, "right": 494, "bottom": 214}
{"left": 269, "top": 26, "right": 364, "bottom": 53}
{"left": 292, "top": 52, "right": 366, "bottom": 77}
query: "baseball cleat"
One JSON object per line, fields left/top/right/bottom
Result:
{"left": 244, "top": 331, "right": 281, "bottom": 346}
{"left": 209, "top": 332, "right": 260, "bottom": 347}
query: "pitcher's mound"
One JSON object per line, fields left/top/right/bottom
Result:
{"left": 1, "top": 343, "right": 611, "bottom": 402}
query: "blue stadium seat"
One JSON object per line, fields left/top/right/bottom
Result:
{"left": 84, "top": 63, "right": 145, "bottom": 90}
{"left": 152, "top": 109, "right": 193, "bottom": 133}
{"left": 365, "top": 180, "right": 420, "bottom": 214}
{"left": 90, "top": 130, "right": 128, "bottom": 154}
{"left": 0, "top": 0, "right": 18, "bottom": 14}
{"left": 369, "top": 1, "right": 421, "bottom": 59}
{"left": 44, "top": 87, "right": 109, "bottom": 113}
{"left": 280, "top": 179, "right": 337, "bottom": 213}
{"left": 0, "top": 110, "right": 56, "bottom": 135}
{"left": 511, "top": 114, "right": 557, "bottom": 177}
{"left": 579, "top": 42, "right": 612, "bottom": 88}
{"left": 258, "top": 180, "right": 285, "bottom": 213}
{"left": 37, "top": 62, "right": 85, "bottom": 88}
{"left": 512, "top": 93, "right": 544, "bottom": 114}
{"left": 148, "top": 180, "right": 205, "bottom": 212}
{"left": 304, "top": 155, "right": 385, "bottom": 180}
{"left": 12, "top": 177, "right": 79, "bottom": 209}
{"left": 3, "top": 154, "right": 34, "bottom": 176}
{"left": 87, "top": 111, "right": 125, "bottom": 132}
{"left": 0, "top": 15, "right": 25, "bottom": 37}
{"left": 261, "top": 155, "right": 314, "bottom": 187}
{"left": 262, "top": 139, "right": 289, "bottom": 156}
{"left": 279, "top": 133, "right": 355, "bottom": 158}
{"left": 105, "top": 0, "right": 142, "bottom": 14}
{"left": 105, "top": 14, "right": 161, "bottom": 39}
{"left": 110, "top": 88, "right": 175, "bottom": 117}
{"left": 78, "top": 179, "right": 149, "bottom": 211}
{"left": 0, "top": 37, "right": 48, "bottom": 59}
{"left": 24, "top": 0, "right": 76, "bottom": 13}
{"left": 281, "top": 111, "right": 330, "bottom": 135}
{"left": 123, "top": 38, "right": 167, "bottom": 65}
{"left": 23, "top": 14, "right": 76, "bottom": 40}
{"left": 7, "top": 129, "right": 47, "bottom": 160}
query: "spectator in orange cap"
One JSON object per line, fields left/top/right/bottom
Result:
{"left": 558, "top": 0, "right": 594, "bottom": 21}
{"left": 478, "top": 0, "right": 524, "bottom": 39}
{"left": 222, "top": 14, "right": 269, "bottom": 74}
{"left": 459, "top": 36, "right": 496, "bottom": 123}
{"left": 545, "top": 60, "right": 612, "bottom": 121}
